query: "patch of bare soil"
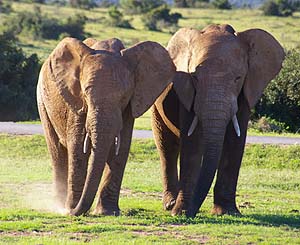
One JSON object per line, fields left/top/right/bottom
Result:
{"left": 0, "top": 231, "right": 99, "bottom": 243}
{"left": 132, "top": 227, "right": 209, "bottom": 244}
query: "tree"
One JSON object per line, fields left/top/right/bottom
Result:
{"left": 0, "top": 0, "right": 12, "bottom": 13}
{"left": 212, "top": 0, "right": 231, "bottom": 9}
{"left": 69, "top": 0, "right": 96, "bottom": 9}
{"left": 142, "top": 4, "right": 182, "bottom": 31}
{"left": 106, "top": 5, "right": 132, "bottom": 28}
{"left": 120, "top": 0, "right": 165, "bottom": 14}
{"left": 0, "top": 32, "right": 40, "bottom": 121}
{"left": 255, "top": 49, "right": 300, "bottom": 132}
{"left": 261, "top": 0, "right": 295, "bottom": 17}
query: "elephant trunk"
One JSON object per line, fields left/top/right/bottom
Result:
{"left": 187, "top": 114, "right": 227, "bottom": 218}
{"left": 70, "top": 110, "right": 116, "bottom": 216}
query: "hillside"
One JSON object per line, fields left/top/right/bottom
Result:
{"left": 0, "top": 2, "right": 299, "bottom": 61}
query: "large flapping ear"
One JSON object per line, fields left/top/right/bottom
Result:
{"left": 48, "top": 37, "right": 92, "bottom": 114}
{"left": 84, "top": 38, "right": 125, "bottom": 53}
{"left": 121, "top": 41, "right": 176, "bottom": 118}
{"left": 173, "top": 71, "right": 195, "bottom": 111}
{"left": 237, "top": 29, "right": 285, "bottom": 109}
{"left": 167, "top": 28, "right": 199, "bottom": 112}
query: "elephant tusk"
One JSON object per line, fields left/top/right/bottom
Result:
{"left": 83, "top": 133, "right": 90, "bottom": 154}
{"left": 115, "top": 133, "right": 121, "bottom": 156}
{"left": 232, "top": 115, "right": 241, "bottom": 137}
{"left": 188, "top": 115, "right": 198, "bottom": 137}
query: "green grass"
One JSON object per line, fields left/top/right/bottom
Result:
{"left": 0, "top": 134, "right": 299, "bottom": 244}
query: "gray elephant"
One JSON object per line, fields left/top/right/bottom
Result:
{"left": 152, "top": 24, "right": 284, "bottom": 217}
{"left": 37, "top": 37, "right": 175, "bottom": 216}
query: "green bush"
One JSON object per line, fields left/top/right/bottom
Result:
{"left": 120, "top": 0, "right": 165, "bottom": 14}
{"left": 69, "top": 0, "right": 96, "bottom": 9}
{"left": 0, "top": 32, "right": 40, "bottom": 121}
{"left": 249, "top": 116, "right": 288, "bottom": 133}
{"left": 0, "top": 0, "right": 12, "bottom": 13}
{"left": 5, "top": 7, "right": 87, "bottom": 40}
{"left": 211, "top": 0, "right": 231, "bottom": 9}
{"left": 173, "top": 0, "right": 209, "bottom": 8}
{"left": 261, "top": 0, "right": 295, "bottom": 16}
{"left": 106, "top": 5, "right": 132, "bottom": 28}
{"left": 142, "top": 4, "right": 182, "bottom": 31}
{"left": 61, "top": 13, "right": 87, "bottom": 39}
{"left": 255, "top": 49, "right": 300, "bottom": 132}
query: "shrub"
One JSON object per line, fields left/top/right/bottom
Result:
{"left": 0, "top": 32, "right": 40, "bottom": 121}
{"left": 142, "top": 4, "right": 182, "bottom": 31}
{"left": 61, "top": 13, "right": 87, "bottom": 39}
{"left": 5, "top": 7, "right": 87, "bottom": 40}
{"left": 173, "top": 0, "right": 209, "bottom": 7}
{"left": 0, "top": 0, "right": 12, "bottom": 13}
{"left": 120, "top": 0, "right": 165, "bottom": 14}
{"left": 106, "top": 5, "right": 132, "bottom": 28}
{"left": 255, "top": 49, "right": 300, "bottom": 132}
{"left": 249, "top": 117, "right": 288, "bottom": 133}
{"left": 261, "top": 0, "right": 295, "bottom": 16}
{"left": 212, "top": 0, "right": 232, "bottom": 9}
{"left": 69, "top": 0, "right": 96, "bottom": 9}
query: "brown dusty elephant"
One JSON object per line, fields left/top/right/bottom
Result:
{"left": 37, "top": 37, "right": 175, "bottom": 216}
{"left": 152, "top": 24, "right": 284, "bottom": 218}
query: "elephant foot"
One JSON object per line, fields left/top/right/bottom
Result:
{"left": 211, "top": 204, "right": 242, "bottom": 216}
{"left": 93, "top": 206, "right": 120, "bottom": 216}
{"left": 171, "top": 199, "right": 188, "bottom": 216}
{"left": 163, "top": 191, "right": 177, "bottom": 211}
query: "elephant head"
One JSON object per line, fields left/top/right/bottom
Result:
{"left": 168, "top": 24, "right": 284, "bottom": 217}
{"left": 46, "top": 37, "right": 175, "bottom": 215}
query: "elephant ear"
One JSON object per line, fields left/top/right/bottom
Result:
{"left": 121, "top": 41, "right": 176, "bottom": 118}
{"left": 48, "top": 37, "right": 92, "bottom": 114}
{"left": 237, "top": 29, "right": 285, "bottom": 109}
{"left": 172, "top": 71, "right": 195, "bottom": 111}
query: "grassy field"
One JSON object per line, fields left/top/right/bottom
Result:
{"left": 0, "top": 134, "right": 299, "bottom": 244}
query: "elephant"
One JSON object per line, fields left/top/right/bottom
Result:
{"left": 152, "top": 24, "right": 285, "bottom": 218}
{"left": 37, "top": 37, "right": 175, "bottom": 216}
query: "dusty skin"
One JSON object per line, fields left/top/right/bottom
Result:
{"left": 37, "top": 37, "right": 175, "bottom": 216}
{"left": 152, "top": 24, "right": 285, "bottom": 217}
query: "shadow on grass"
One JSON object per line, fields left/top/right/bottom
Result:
{"left": 121, "top": 208, "right": 300, "bottom": 229}
{"left": 248, "top": 213, "right": 300, "bottom": 229}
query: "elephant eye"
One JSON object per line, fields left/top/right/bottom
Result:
{"left": 234, "top": 76, "right": 241, "bottom": 83}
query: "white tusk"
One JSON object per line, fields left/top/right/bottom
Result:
{"left": 188, "top": 116, "right": 198, "bottom": 137}
{"left": 232, "top": 115, "right": 241, "bottom": 137}
{"left": 83, "top": 133, "right": 90, "bottom": 154}
{"left": 115, "top": 133, "right": 121, "bottom": 156}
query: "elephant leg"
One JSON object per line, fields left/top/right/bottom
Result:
{"left": 38, "top": 102, "right": 68, "bottom": 209}
{"left": 93, "top": 106, "right": 134, "bottom": 216}
{"left": 212, "top": 94, "right": 250, "bottom": 215}
{"left": 65, "top": 113, "right": 89, "bottom": 210}
{"left": 152, "top": 104, "right": 180, "bottom": 211}
{"left": 172, "top": 106, "right": 202, "bottom": 216}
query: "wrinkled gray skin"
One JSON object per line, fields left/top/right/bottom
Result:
{"left": 37, "top": 37, "right": 175, "bottom": 216}
{"left": 152, "top": 24, "right": 285, "bottom": 217}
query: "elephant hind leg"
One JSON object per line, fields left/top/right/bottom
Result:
{"left": 38, "top": 102, "right": 68, "bottom": 210}
{"left": 152, "top": 104, "right": 180, "bottom": 211}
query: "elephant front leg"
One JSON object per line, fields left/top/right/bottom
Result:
{"left": 152, "top": 105, "right": 180, "bottom": 211}
{"left": 93, "top": 106, "right": 134, "bottom": 216}
{"left": 213, "top": 94, "right": 250, "bottom": 215}
{"left": 65, "top": 115, "right": 89, "bottom": 211}
{"left": 172, "top": 108, "right": 202, "bottom": 216}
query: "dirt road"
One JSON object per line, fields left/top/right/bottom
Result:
{"left": 1, "top": 122, "right": 300, "bottom": 145}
